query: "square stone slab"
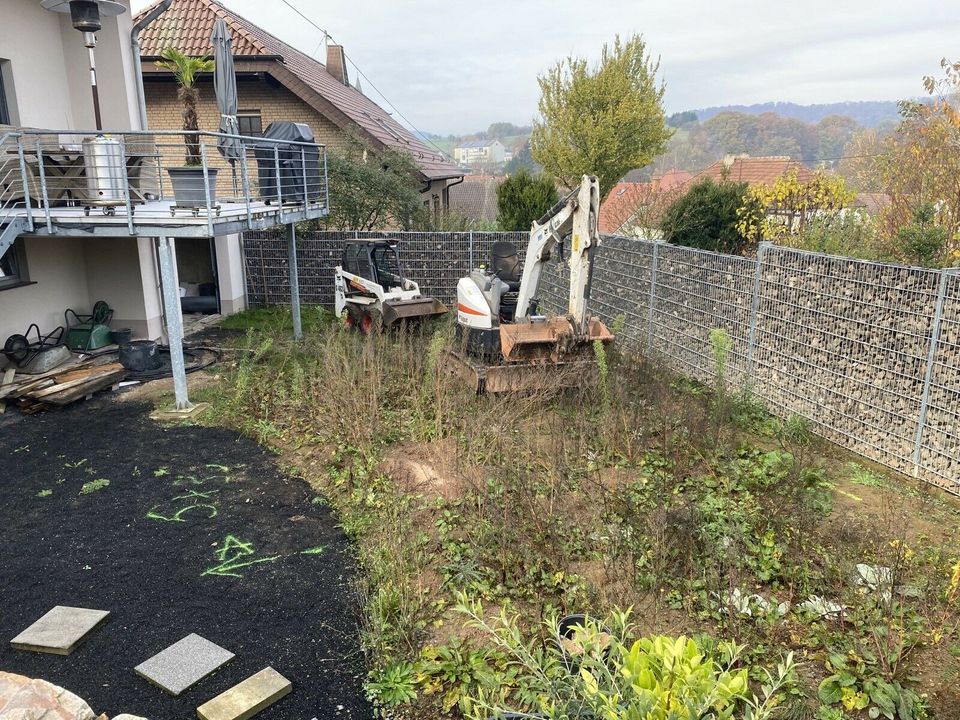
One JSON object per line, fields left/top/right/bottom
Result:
{"left": 196, "top": 667, "right": 291, "bottom": 720}
{"left": 10, "top": 606, "right": 110, "bottom": 655}
{"left": 135, "top": 633, "right": 235, "bottom": 696}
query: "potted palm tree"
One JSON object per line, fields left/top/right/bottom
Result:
{"left": 157, "top": 48, "right": 217, "bottom": 208}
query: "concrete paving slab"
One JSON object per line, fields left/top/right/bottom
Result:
{"left": 134, "top": 633, "right": 235, "bottom": 696}
{"left": 196, "top": 667, "right": 291, "bottom": 720}
{"left": 10, "top": 606, "right": 110, "bottom": 655}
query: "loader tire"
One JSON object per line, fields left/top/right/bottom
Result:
{"left": 360, "top": 308, "right": 383, "bottom": 335}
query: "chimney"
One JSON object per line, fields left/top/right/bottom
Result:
{"left": 326, "top": 44, "right": 349, "bottom": 86}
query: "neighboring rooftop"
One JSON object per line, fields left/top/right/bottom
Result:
{"left": 134, "top": 0, "right": 463, "bottom": 182}
{"left": 448, "top": 175, "right": 501, "bottom": 224}
{"left": 599, "top": 170, "right": 692, "bottom": 234}
{"left": 456, "top": 139, "right": 503, "bottom": 149}
{"left": 692, "top": 155, "right": 813, "bottom": 186}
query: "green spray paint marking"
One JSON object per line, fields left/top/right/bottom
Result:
{"left": 147, "top": 489, "right": 220, "bottom": 522}
{"left": 203, "top": 535, "right": 279, "bottom": 578}
{"left": 300, "top": 545, "right": 326, "bottom": 555}
{"left": 147, "top": 504, "right": 217, "bottom": 523}
{"left": 80, "top": 478, "right": 109, "bottom": 495}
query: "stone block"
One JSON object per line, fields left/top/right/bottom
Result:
{"left": 10, "top": 606, "right": 110, "bottom": 655}
{"left": 134, "top": 634, "right": 234, "bottom": 696}
{"left": 195, "top": 667, "right": 291, "bottom": 720}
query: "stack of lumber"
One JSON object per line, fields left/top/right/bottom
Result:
{"left": 0, "top": 360, "right": 127, "bottom": 414}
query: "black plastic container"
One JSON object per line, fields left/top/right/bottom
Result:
{"left": 110, "top": 328, "right": 132, "bottom": 346}
{"left": 119, "top": 340, "right": 161, "bottom": 372}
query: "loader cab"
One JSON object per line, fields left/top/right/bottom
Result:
{"left": 342, "top": 240, "right": 406, "bottom": 291}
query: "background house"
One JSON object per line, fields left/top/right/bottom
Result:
{"left": 136, "top": 0, "right": 464, "bottom": 213}
{"left": 454, "top": 139, "right": 506, "bottom": 167}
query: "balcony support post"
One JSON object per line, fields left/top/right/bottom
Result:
{"left": 158, "top": 236, "right": 192, "bottom": 410}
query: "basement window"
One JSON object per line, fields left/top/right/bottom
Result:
{"left": 237, "top": 110, "right": 263, "bottom": 137}
{"left": 0, "top": 239, "right": 28, "bottom": 289}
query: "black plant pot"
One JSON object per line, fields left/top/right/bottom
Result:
{"left": 557, "top": 614, "right": 612, "bottom": 673}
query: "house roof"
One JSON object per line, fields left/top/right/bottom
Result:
{"left": 853, "top": 192, "right": 891, "bottom": 216}
{"left": 448, "top": 175, "right": 501, "bottom": 224}
{"left": 457, "top": 140, "right": 502, "bottom": 149}
{"left": 599, "top": 170, "right": 691, "bottom": 234}
{"left": 134, "top": 0, "right": 463, "bottom": 181}
{"left": 693, "top": 156, "right": 813, "bottom": 186}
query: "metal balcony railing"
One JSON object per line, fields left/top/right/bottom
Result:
{"left": 0, "top": 128, "right": 329, "bottom": 240}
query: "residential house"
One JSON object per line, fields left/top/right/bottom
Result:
{"left": 448, "top": 174, "right": 501, "bottom": 225}
{"left": 600, "top": 169, "right": 691, "bottom": 236}
{"left": 135, "top": 0, "right": 463, "bottom": 213}
{"left": 454, "top": 139, "right": 505, "bottom": 167}
{"left": 692, "top": 155, "right": 813, "bottom": 185}
{"left": 0, "top": 0, "right": 328, "bottom": 410}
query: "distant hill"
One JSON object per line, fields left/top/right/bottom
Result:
{"left": 691, "top": 101, "right": 903, "bottom": 128}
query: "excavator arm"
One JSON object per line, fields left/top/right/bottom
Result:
{"left": 514, "top": 175, "right": 601, "bottom": 332}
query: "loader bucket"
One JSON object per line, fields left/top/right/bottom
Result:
{"left": 382, "top": 297, "right": 448, "bottom": 327}
{"left": 500, "top": 316, "right": 613, "bottom": 362}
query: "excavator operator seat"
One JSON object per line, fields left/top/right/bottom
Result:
{"left": 490, "top": 241, "right": 521, "bottom": 322}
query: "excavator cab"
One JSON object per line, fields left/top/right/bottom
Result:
{"left": 489, "top": 241, "right": 521, "bottom": 322}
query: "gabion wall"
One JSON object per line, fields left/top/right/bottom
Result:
{"left": 242, "top": 231, "right": 960, "bottom": 494}
{"left": 243, "top": 230, "right": 526, "bottom": 307}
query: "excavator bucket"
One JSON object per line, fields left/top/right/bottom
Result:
{"left": 382, "top": 297, "right": 448, "bottom": 327}
{"left": 500, "top": 316, "right": 613, "bottom": 362}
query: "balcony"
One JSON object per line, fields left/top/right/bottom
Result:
{"left": 0, "top": 128, "right": 328, "bottom": 253}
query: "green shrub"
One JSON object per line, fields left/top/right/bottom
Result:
{"left": 660, "top": 178, "right": 751, "bottom": 254}
{"left": 496, "top": 169, "right": 560, "bottom": 231}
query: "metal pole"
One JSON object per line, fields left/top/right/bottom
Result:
{"left": 912, "top": 268, "right": 954, "bottom": 474}
{"left": 287, "top": 222, "right": 303, "bottom": 341}
{"left": 646, "top": 240, "right": 661, "bottom": 353}
{"left": 469, "top": 230, "right": 474, "bottom": 270}
{"left": 15, "top": 138, "right": 34, "bottom": 232}
{"left": 745, "top": 241, "right": 770, "bottom": 389}
{"left": 157, "top": 236, "right": 192, "bottom": 410}
{"left": 35, "top": 138, "right": 52, "bottom": 234}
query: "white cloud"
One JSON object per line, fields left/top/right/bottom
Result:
{"left": 131, "top": 0, "right": 960, "bottom": 133}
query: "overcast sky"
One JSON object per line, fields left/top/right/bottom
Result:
{"left": 131, "top": 0, "right": 960, "bottom": 135}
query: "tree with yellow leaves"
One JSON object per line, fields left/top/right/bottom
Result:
{"left": 843, "top": 59, "right": 960, "bottom": 263}
{"left": 736, "top": 167, "right": 855, "bottom": 244}
{"left": 531, "top": 35, "right": 671, "bottom": 196}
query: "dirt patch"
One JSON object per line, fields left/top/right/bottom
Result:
{"left": 0, "top": 397, "right": 371, "bottom": 720}
{"left": 379, "top": 438, "right": 463, "bottom": 501}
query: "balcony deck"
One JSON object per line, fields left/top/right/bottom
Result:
{"left": 22, "top": 197, "right": 327, "bottom": 238}
{"left": 1, "top": 128, "right": 328, "bottom": 245}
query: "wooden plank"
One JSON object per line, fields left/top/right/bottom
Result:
{"left": 41, "top": 370, "right": 127, "bottom": 406}
{"left": 1, "top": 368, "right": 15, "bottom": 388}
{"left": 28, "top": 366, "right": 125, "bottom": 400}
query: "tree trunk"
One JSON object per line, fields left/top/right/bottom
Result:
{"left": 179, "top": 86, "right": 202, "bottom": 166}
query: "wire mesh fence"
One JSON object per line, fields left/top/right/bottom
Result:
{"left": 242, "top": 230, "right": 960, "bottom": 493}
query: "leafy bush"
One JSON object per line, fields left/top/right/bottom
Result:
{"left": 457, "top": 598, "right": 796, "bottom": 720}
{"left": 897, "top": 202, "right": 949, "bottom": 267}
{"left": 660, "top": 178, "right": 751, "bottom": 254}
{"left": 496, "top": 169, "right": 559, "bottom": 231}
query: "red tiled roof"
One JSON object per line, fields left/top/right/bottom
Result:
{"left": 135, "top": 0, "right": 463, "bottom": 181}
{"left": 693, "top": 156, "right": 813, "bottom": 186}
{"left": 599, "top": 170, "right": 691, "bottom": 234}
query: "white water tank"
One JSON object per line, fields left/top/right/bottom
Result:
{"left": 83, "top": 135, "right": 126, "bottom": 203}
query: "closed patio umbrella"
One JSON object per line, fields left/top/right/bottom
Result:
{"left": 211, "top": 18, "right": 242, "bottom": 195}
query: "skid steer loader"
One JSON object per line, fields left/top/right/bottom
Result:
{"left": 450, "top": 175, "right": 614, "bottom": 392}
{"left": 335, "top": 239, "right": 447, "bottom": 333}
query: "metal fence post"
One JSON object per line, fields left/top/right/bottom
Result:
{"left": 469, "top": 230, "right": 474, "bottom": 270}
{"left": 745, "top": 241, "right": 771, "bottom": 389}
{"left": 912, "top": 268, "right": 955, "bottom": 474}
{"left": 646, "top": 240, "right": 661, "bottom": 353}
